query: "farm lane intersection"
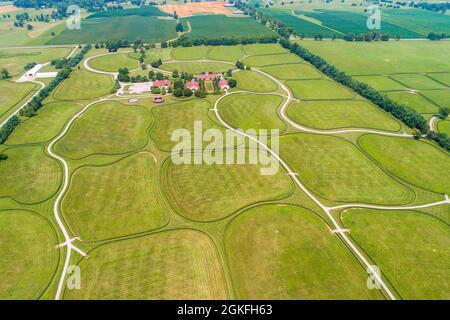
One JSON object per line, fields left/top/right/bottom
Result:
{"left": 43, "top": 50, "right": 450, "bottom": 300}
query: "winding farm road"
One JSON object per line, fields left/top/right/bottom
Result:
{"left": 57, "top": 51, "right": 449, "bottom": 301}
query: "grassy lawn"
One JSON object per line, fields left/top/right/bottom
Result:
{"left": 384, "top": 91, "right": 439, "bottom": 114}
{"left": 437, "top": 120, "right": 450, "bottom": 135}
{"left": 0, "top": 146, "right": 61, "bottom": 204}
{"left": 353, "top": 76, "right": 408, "bottom": 91}
{"left": 182, "top": 15, "right": 275, "bottom": 39}
{"left": 242, "top": 43, "right": 288, "bottom": 55}
{"left": 63, "top": 230, "right": 228, "bottom": 299}
{"left": 0, "top": 210, "right": 58, "bottom": 300}
{"left": 172, "top": 46, "right": 210, "bottom": 61}
{"left": 7, "top": 102, "right": 83, "bottom": 145}
{"left": 225, "top": 204, "right": 381, "bottom": 299}
{"left": 63, "top": 153, "right": 167, "bottom": 241}
{"left": 89, "top": 53, "right": 137, "bottom": 72}
{"left": 150, "top": 99, "right": 221, "bottom": 151}
{"left": 286, "top": 79, "right": 355, "bottom": 100}
{"left": 420, "top": 90, "right": 450, "bottom": 109}
{"left": 342, "top": 209, "right": 450, "bottom": 300}
{"left": 390, "top": 74, "right": 447, "bottom": 90}
{"left": 232, "top": 70, "right": 277, "bottom": 92}
{"left": 359, "top": 135, "right": 450, "bottom": 194}
{"left": 279, "top": 134, "right": 414, "bottom": 204}
{"left": 0, "top": 80, "right": 37, "bottom": 119}
{"left": 160, "top": 62, "right": 232, "bottom": 74}
{"left": 242, "top": 53, "right": 302, "bottom": 67}
{"left": 0, "top": 47, "right": 71, "bottom": 76}
{"left": 164, "top": 160, "right": 293, "bottom": 221}
{"left": 53, "top": 69, "right": 114, "bottom": 101}
{"left": 206, "top": 46, "right": 245, "bottom": 62}
{"left": 287, "top": 100, "right": 401, "bottom": 131}
{"left": 261, "top": 63, "right": 322, "bottom": 80}
{"left": 54, "top": 101, "right": 151, "bottom": 159}
{"left": 427, "top": 73, "right": 450, "bottom": 86}
{"left": 300, "top": 41, "right": 450, "bottom": 75}
{"left": 218, "top": 93, "right": 286, "bottom": 132}
{"left": 129, "top": 48, "right": 173, "bottom": 63}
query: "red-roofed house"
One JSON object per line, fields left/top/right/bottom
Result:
{"left": 219, "top": 79, "right": 229, "bottom": 90}
{"left": 186, "top": 80, "right": 199, "bottom": 91}
{"left": 195, "top": 73, "right": 218, "bottom": 80}
{"left": 152, "top": 80, "right": 171, "bottom": 89}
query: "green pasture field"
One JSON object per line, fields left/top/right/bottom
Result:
{"left": 63, "top": 230, "right": 228, "bottom": 299}
{"left": 53, "top": 69, "right": 114, "bottom": 101}
{"left": 54, "top": 101, "right": 151, "bottom": 159}
{"left": 172, "top": 46, "right": 210, "bottom": 60}
{"left": 279, "top": 134, "right": 414, "bottom": 204}
{"left": 232, "top": 70, "right": 278, "bottom": 92}
{"left": 86, "top": 5, "right": 168, "bottom": 19}
{"left": 6, "top": 102, "right": 83, "bottom": 145}
{"left": 217, "top": 93, "right": 286, "bottom": 132}
{"left": 342, "top": 209, "right": 450, "bottom": 299}
{"left": 300, "top": 41, "right": 450, "bottom": 75}
{"left": 420, "top": 90, "right": 450, "bottom": 109}
{"left": 287, "top": 100, "right": 401, "bottom": 131}
{"left": 0, "top": 210, "right": 58, "bottom": 300}
{"left": 359, "top": 135, "right": 450, "bottom": 194}
{"left": 353, "top": 76, "right": 408, "bottom": 91}
{"left": 437, "top": 120, "right": 450, "bottom": 135}
{"left": 286, "top": 79, "right": 355, "bottom": 100}
{"left": 242, "top": 53, "right": 302, "bottom": 67}
{"left": 0, "top": 80, "right": 37, "bottom": 119}
{"left": 428, "top": 73, "right": 450, "bottom": 87}
{"left": 164, "top": 160, "right": 293, "bottom": 221}
{"left": 0, "top": 146, "right": 61, "bottom": 204}
{"left": 49, "top": 16, "right": 177, "bottom": 45}
{"left": 259, "top": 8, "right": 340, "bottom": 38}
{"left": 206, "top": 46, "right": 245, "bottom": 62}
{"left": 261, "top": 63, "right": 322, "bottom": 80}
{"left": 242, "top": 43, "right": 288, "bottom": 55}
{"left": 129, "top": 48, "right": 173, "bottom": 63}
{"left": 63, "top": 153, "right": 167, "bottom": 241}
{"left": 384, "top": 91, "right": 439, "bottom": 114}
{"left": 159, "top": 61, "right": 232, "bottom": 74}
{"left": 390, "top": 74, "right": 447, "bottom": 90}
{"left": 381, "top": 8, "right": 450, "bottom": 35}
{"left": 150, "top": 99, "right": 221, "bottom": 151}
{"left": 294, "top": 9, "right": 423, "bottom": 38}
{"left": 225, "top": 204, "right": 381, "bottom": 299}
{"left": 182, "top": 15, "right": 276, "bottom": 40}
{"left": 0, "top": 47, "right": 71, "bottom": 76}
{"left": 89, "top": 53, "right": 137, "bottom": 72}
{"left": 0, "top": 15, "right": 65, "bottom": 47}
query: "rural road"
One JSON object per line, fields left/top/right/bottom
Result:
{"left": 48, "top": 51, "right": 449, "bottom": 300}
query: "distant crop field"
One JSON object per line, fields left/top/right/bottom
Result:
{"left": 48, "top": 16, "right": 177, "bottom": 44}
{"left": 182, "top": 15, "right": 276, "bottom": 39}
{"left": 259, "top": 8, "right": 340, "bottom": 38}
{"left": 381, "top": 8, "right": 450, "bottom": 35}
{"left": 294, "top": 9, "right": 423, "bottom": 38}
{"left": 86, "top": 5, "right": 169, "bottom": 19}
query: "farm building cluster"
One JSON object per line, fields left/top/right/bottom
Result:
{"left": 118, "top": 72, "right": 230, "bottom": 95}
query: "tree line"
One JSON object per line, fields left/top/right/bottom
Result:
{"left": 0, "top": 44, "right": 92, "bottom": 145}
{"left": 279, "top": 39, "right": 449, "bottom": 151}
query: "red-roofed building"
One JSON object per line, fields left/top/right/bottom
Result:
{"left": 186, "top": 80, "right": 199, "bottom": 91}
{"left": 219, "top": 79, "right": 229, "bottom": 90}
{"left": 152, "top": 80, "right": 171, "bottom": 89}
{"left": 195, "top": 73, "right": 218, "bottom": 80}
